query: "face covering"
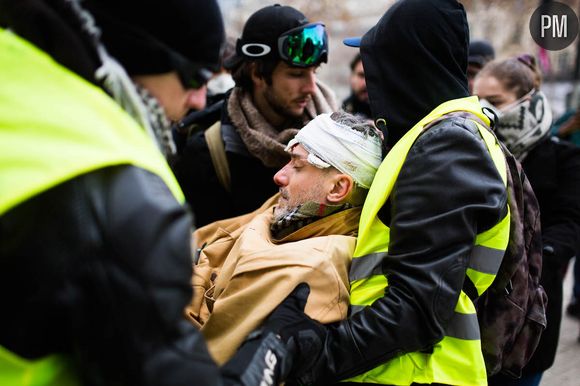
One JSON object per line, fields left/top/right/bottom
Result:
{"left": 487, "top": 90, "right": 552, "bottom": 160}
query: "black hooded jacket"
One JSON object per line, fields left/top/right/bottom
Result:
{"left": 361, "top": 0, "right": 469, "bottom": 148}
{"left": 293, "top": 1, "right": 508, "bottom": 384}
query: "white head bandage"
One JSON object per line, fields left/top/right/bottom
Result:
{"left": 285, "top": 113, "right": 382, "bottom": 189}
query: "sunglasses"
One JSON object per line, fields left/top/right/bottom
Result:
{"left": 169, "top": 51, "right": 214, "bottom": 90}
{"left": 278, "top": 23, "right": 328, "bottom": 67}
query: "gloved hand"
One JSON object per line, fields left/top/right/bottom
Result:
{"left": 261, "top": 283, "right": 331, "bottom": 386}
{"left": 221, "top": 283, "right": 316, "bottom": 386}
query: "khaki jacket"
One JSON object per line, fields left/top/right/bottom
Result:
{"left": 186, "top": 194, "right": 360, "bottom": 364}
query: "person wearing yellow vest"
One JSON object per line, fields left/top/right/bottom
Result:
{"left": 0, "top": 0, "right": 298, "bottom": 385}
{"left": 269, "top": 1, "right": 510, "bottom": 385}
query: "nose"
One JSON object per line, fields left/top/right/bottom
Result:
{"left": 273, "top": 164, "right": 289, "bottom": 187}
{"left": 186, "top": 86, "right": 208, "bottom": 112}
{"left": 301, "top": 71, "right": 317, "bottom": 95}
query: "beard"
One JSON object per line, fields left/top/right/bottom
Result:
{"left": 272, "top": 184, "right": 327, "bottom": 224}
{"left": 263, "top": 86, "right": 309, "bottom": 120}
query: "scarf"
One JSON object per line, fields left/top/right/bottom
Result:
{"left": 134, "top": 85, "right": 175, "bottom": 158}
{"left": 494, "top": 91, "right": 552, "bottom": 161}
{"left": 270, "top": 201, "right": 352, "bottom": 240}
{"left": 227, "top": 80, "right": 337, "bottom": 168}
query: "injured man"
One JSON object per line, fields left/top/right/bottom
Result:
{"left": 186, "top": 111, "right": 383, "bottom": 364}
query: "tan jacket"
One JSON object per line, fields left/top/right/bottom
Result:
{"left": 186, "top": 195, "right": 360, "bottom": 364}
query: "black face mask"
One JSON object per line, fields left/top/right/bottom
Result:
{"left": 360, "top": 0, "right": 470, "bottom": 148}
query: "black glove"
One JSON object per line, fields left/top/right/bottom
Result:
{"left": 220, "top": 283, "right": 313, "bottom": 386}
{"left": 261, "top": 283, "right": 332, "bottom": 386}
{"left": 221, "top": 331, "right": 290, "bottom": 386}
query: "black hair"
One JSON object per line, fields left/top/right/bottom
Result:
{"left": 349, "top": 53, "right": 362, "bottom": 71}
{"left": 231, "top": 58, "right": 279, "bottom": 93}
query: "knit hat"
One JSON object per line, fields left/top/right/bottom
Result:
{"left": 84, "top": 0, "right": 225, "bottom": 75}
{"left": 468, "top": 40, "right": 495, "bottom": 67}
{"left": 226, "top": 4, "right": 327, "bottom": 69}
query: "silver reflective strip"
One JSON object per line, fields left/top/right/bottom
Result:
{"left": 350, "top": 304, "right": 366, "bottom": 315}
{"left": 349, "top": 252, "right": 386, "bottom": 282}
{"left": 445, "top": 312, "right": 480, "bottom": 340}
{"left": 469, "top": 245, "right": 505, "bottom": 275}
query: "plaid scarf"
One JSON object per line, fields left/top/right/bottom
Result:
{"left": 270, "top": 201, "right": 352, "bottom": 240}
{"left": 135, "top": 84, "right": 175, "bottom": 158}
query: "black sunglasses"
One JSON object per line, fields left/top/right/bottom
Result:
{"left": 169, "top": 51, "right": 214, "bottom": 90}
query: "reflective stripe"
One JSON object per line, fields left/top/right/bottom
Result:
{"left": 351, "top": 309, "right": 480, "bottom": 340}
{"left": 469, "top": 245, "right": 504, "bottom": 275}
{"left": 445, "top": 312, "right": 480, "bottom": 340}
{"left": 349, "top": 252, "right": 385, "bottom": 281}
{"left": 350, "top": 304, "right": 366, "bottom": 315}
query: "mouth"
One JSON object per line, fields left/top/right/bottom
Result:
{"left": 295, "top": 99, "right": 308, "bottom": 109}
{"left": 295, "top": 95, "right": 311, "bottom": 108}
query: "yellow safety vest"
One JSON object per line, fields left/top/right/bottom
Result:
{"left": 347, "top": 97, "right": 510, "bottom": 386}
{"left": 0, "top": 29, "right": 184, "bottom": 385}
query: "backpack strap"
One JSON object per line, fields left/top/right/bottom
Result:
{"left": 430, "top": 111, "right": 506, "bottom": 301}
{"left": 204, "top": 121, "right": 231, "bottom": 193}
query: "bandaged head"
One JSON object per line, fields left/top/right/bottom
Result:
{"left": 286, "top": 113, "right": 383, "bottom": 189}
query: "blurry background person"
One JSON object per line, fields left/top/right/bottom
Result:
{"left": 474, "top": 54, "right": 580, "bottom": 386}
{"left": 186, "top": 112, "right": 382, "bottom": 364}
{"left": 0, "top": 0, "right": 295, "bottom": 385}
{"left": 206, "top": 36, "right": 237, "bottom": 107}
{"left": 467, "top": 39, "right": 495, "bottom": 94}
{"left": 342, "top": 53, "right": 371, "bottom": 120}
{"left": 172, "top": 4, "right": 337, "bottom": 228}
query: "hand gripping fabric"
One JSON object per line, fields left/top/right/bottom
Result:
{"left": 222, "top": 283, "right": 320, "bottom": 386}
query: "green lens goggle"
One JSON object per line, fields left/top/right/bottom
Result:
{"left": 277, "top": 23, "right": 328, "bottom": 67}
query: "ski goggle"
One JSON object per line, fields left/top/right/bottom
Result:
{"left": 277, "top": 23, "right": 328, "bottom": 67}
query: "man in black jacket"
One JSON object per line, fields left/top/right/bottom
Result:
{"left": 342, "top": 53, "right": 371, "bottom": 120}
{"left": 272, "top": 1, "right": 510, "bottom": 385}
{"left": 0, "top": 0, "right": 294, "bottom": 385}
{"left": 172, "top": 4, "right": 337, "bottom": 228}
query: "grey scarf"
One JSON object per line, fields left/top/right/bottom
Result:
{"left": 494, "top": 91, "right": 552, "bottom": 161}
{"left": 270, "top": 201, "right": 352, "bottom": 240}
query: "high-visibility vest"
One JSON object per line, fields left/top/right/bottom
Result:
{"left": 0, "top": 28, "right": 184, "bottom": 384}
{"left": 347, "top": 97, "right": 509, "bottom": 386}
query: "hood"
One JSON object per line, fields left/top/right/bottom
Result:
{"left": 360, "top": 0, "right": 470, "bottom": 147}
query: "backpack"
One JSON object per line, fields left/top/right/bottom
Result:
{"left": 461, "top": 114, "right": 548, "bottom": 378}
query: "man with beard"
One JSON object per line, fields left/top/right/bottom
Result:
{"left": 172, "top": 4, "right": 337, "bottom": 227}
{"left": 267, "top": 1, "right": 512, "bottom": 385}
{"left": 342, "top": 53, "right": 371, "bottom": 120}
{"left": 185, "top": 112, "right": 382, "bottom": 365}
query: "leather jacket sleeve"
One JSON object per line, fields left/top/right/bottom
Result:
{"left": 0, "top": 165, "right": 290, "bottom": 386}
{"left": 315, "top": 117, "right": 509, "bottom": 382}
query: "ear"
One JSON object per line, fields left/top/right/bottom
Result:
{"left": 326, "top": 174, "right": 354, "bottom": 204}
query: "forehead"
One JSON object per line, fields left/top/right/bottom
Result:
{"left": 288, "top": 143, "right": 309, "bottom": 157}
{"left": 275, "top": 61, "right": 318, "bottom": 73}
{"left": 473, "top": 75, "right": 507, "bottom": 96}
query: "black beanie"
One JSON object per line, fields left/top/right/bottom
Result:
{"left": 84, "top": 0, "right": 225, "bottom": 75}
{"left": 225, "top": 4, "right": 310, "bottom": 69}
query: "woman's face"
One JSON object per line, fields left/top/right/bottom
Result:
{"left": 472, "top": 75, "right": 518, "bottom": 110}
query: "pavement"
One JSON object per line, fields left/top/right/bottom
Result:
{"left": 538, "top": 262, "right": 580, "bottom": 386}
